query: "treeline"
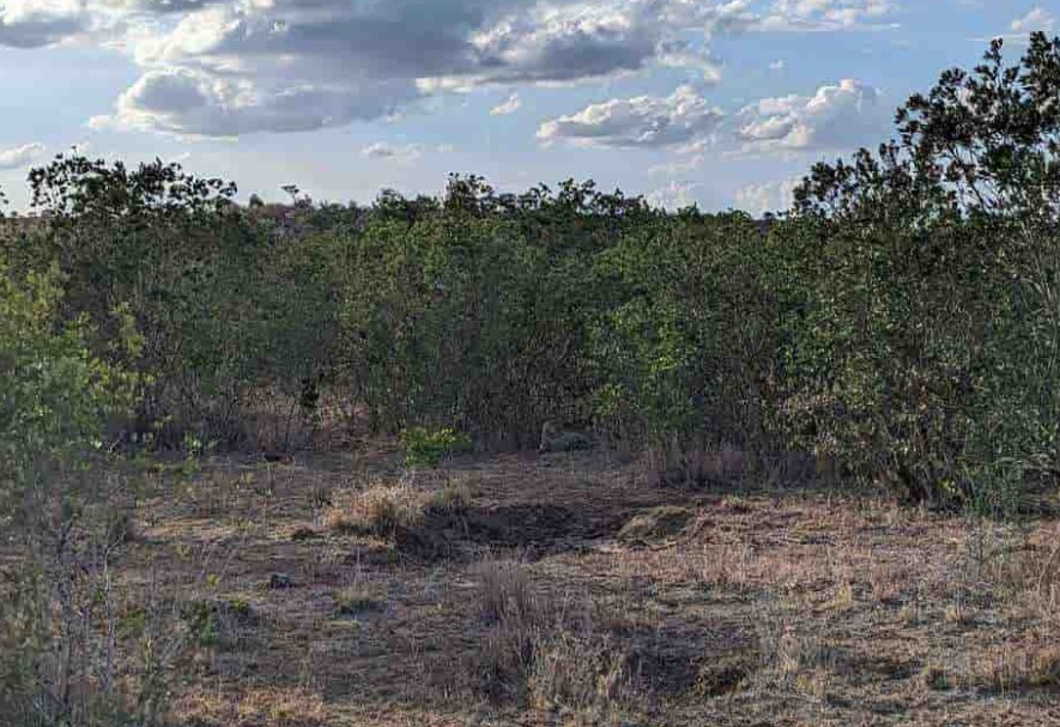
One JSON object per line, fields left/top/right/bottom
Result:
{"left": 3, "top": 33, "right": 1060, "bottom": 514}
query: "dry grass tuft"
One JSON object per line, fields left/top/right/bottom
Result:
{"left": 694, "top": 654, "right": 755, "bottom": 697}
{"left": 943, "top": 597, "right": 973, "bottom": 626}
{"left": 617, "top": 505, "right": 693, "bottom": 544}
{"left": 527, "top": 628, "right": 638, "bottom": 722}
{"left": 826, "top": 580, "right": 855, "bottom": 613}
{"left": 468, "top": 557, "right": 648, "bottom": 722}
{"left": 323, "top": 476, "right": 473, "bottom": 538}
{"left": 427, "top": 477, "right": 474, "bottom": 513}
{"left": 358, "top": 482, "right": 429, "bottom": 535}
{"left": 975, "top": 524, "right": 1060, "bottom": 624}
{"left": 972, "top": 643, "right": 1060, "bottom": 692}
{"left": 919, "top": 662, "right": 951, "bottom": 691}
{"left": 177, "top": 687, "right": 328, "bottom": 727}
{"left": 472, "top": 557, "right": 536, "bottom": 625}
{"left": 333, "top": 581, "right": 387, "bottom": 616}
{"left": 325, "top": 480, "right": 428, "bottom": 536}
{"left": 868, "top": 560, "right": 908, "bottom": 605}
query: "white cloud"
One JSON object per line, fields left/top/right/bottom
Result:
{"left": 655, "top": 39, "right": 724, "bottom": 82}
{"left": 4, "top": 0, "right": 903, "bottom": 136}
{"left": 99, "top": 0, "right": 738, "bottom": 136}
{"left": 735, "top": 177, "right": 800, "bottom": 214}
{"left": 361, "top": 142, "right": 452, "bottom": 166}
{"left": 0, "top": 0, "right": 88, "bottom": 47}
{"left": 1011, "top": 8, "right": 1054, "bottom": 34}
{"left": 541, "top": 74, "right": 891, "bottom": 158}
{"left": 491, "top": 93, "right": 523, "bottom": 116}
{"left": 537, "top": 85, "right": 725, "bottom": 149}
{"left": 734, "top": 78, "right": 890, "bottom": 154}
{"left": 362, "top": 142, "right": 423, "bottom": 165}
{"left": 648, "top": 180, "right": 703, "bottom": 210}
{"left": 769, "top": 59, "right": 785, "bottom": 70}
{"left": 460, "top": 2, "right": 660, "bottom": 85}
{"left": 92, "top": 66, "right": 411, "bottom": 136}
{"left": 758, "top": 0, "right": 898, "bottom": 31}
{"left": 697, "top": 0, "right": 899, "bottom": 34}
{"left": 697, "top": 0, "right": 764, "bottom": 37}
{"left": 0, "top": 142, "right": 47, "bottom": 170}
{"left": 975, "top": 7, "right": 1055, "bottom": 44}
{"left": 649, "top": 153, "right": 706, "bottom": 177}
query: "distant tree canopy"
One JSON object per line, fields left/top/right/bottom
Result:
{"left": 2, "top": 32, "right": 1060, "bottom": 514}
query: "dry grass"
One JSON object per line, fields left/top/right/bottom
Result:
{"left": 323, "top": 475, "right": 473, "bottom": 538}
{"left": 175, "top": 686, "right": 329, "bottom": 727}
{"left": 472, "top": 557, "right": 536, "bottom": 625}
{"left": 428, "top": 477, "right": 474, "bottom": 513}
{"left": 324, "top": 479, "right": 428, "bottom": 535}
{"left": 467, "top": 557, "right": 648, "bottom": 723}
{"left": 527, "top": 627, "right": 639, "bottom": 723}
{"left": 333, "top": 580, "right": 387, "bottom": 616}
{"left": 62, "top": 448, "right": 1060, "bottom": 726}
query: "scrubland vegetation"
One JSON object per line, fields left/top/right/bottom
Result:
{"left": 3, "top": 33, "right": 1060, "bottom": 726}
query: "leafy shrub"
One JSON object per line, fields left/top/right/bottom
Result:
{"left": 782, "top": 32, "right": 1060, "bottom": 512}
{"left": 11, "top": 155, "right": 339, "bottom": 452}
{"left": 0, "top": 261, "right": 136, "bottom": 509}
{"left": 0, "top": 253, "right": 181, "bottom": 726}
{"left": 401, "top": 427, "right": 471, "bottom": 468}
{"left": 3, "top": 32, "right": 1060, "bottom": 517}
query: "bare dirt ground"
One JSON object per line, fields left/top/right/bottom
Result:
{"left": 122, "top": 445, "right": 1060, "bottom": 726}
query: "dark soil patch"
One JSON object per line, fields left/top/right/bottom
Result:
{"left": 395, "top": 503, "right": 623, "bottom": 559}
{"left": 617, "top": 622, "right": 757, "bottom": 698}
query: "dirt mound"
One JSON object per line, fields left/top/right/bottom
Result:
{"left": 617, "top": 506, "right": 695, "bottom": 544}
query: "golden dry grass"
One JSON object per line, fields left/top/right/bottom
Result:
{"left": 100, "top": 448, "right": 1060, "bottom": 726}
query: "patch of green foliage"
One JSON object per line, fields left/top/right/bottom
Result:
{"left": 0, "top": 257, "right": 137, "bottom": 523}
{"left": 401, "top": 426, "right": 472, "bottom": 469}
{"left": 781, "top": 33, "right": 1060, "bottom": 514}
{"left": 2, "top": 33, "right": 1060, "bottom": 518}
{"left": 0, "top": 249, "right": 178, "bottom": 725}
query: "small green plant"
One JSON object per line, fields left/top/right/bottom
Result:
{"left": 228, "top": 597, "right": 252, "bottom": 618}
{"left": 401, "top": 427, "right": 471, "bottom": 469}
{"left": 181, "top": 601, "right": 219, "bottom": 648}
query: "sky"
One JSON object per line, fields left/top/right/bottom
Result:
{"left": 0, "top": 1, "right": 1054, "bottom": 213}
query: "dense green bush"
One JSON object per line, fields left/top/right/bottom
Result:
{"left": 5, "top": 156, "right": 341, "bottom": 449}
{"left": 586, "top": 210, "right": 792, "bottom": 456}
{"left": 0, "top": 257, "right": 136, "bottom": 517}
{"left": 781, "top": 32, "right": 1060, "bottom": 512}
{"left": 0, "top": 253, "right": 175, "bottom": 726}
{"left": 334, "top": 177, "right": 659, "bottom": 448}
{"left": 3, "top": 33, "right": 1059, "bottom": 514}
